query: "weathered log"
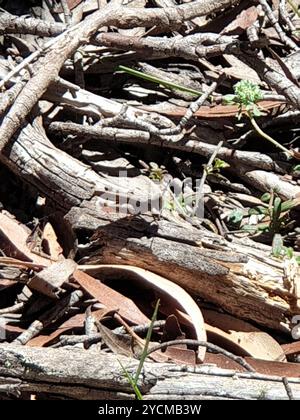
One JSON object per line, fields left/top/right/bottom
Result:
{"left": 3, "top": 119, "right": 158, "bottom": 211}
{"left": 0, "top": 344, "right": 299, "bottom": 400}
{"left": 69, "top": 205, "right": 299, "bottom": 333}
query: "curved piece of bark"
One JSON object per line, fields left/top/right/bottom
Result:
{"left": 81, "top": 264, "right": 207, "bottom": 361}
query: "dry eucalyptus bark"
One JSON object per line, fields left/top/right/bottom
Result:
{"left": 0, "top": 0, "right": 299, "bottom": 367}
{"left": 2, "top": 118, "right": 294, "bottom": 334}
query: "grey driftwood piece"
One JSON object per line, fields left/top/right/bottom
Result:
{"left": 0, "top": 344, "right": 299, "bottom": 400}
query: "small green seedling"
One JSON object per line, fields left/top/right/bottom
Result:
{"left": 147, "top": 162, "right": 168, "bottom": 182}
{"left": 226, "top": 79, "right": 263, "bottom": 119}
{"left": 244, "top": 190, "right": 297, "bottom": 234}
{"left": 272, "top": 233, "right": 300, "bottom": 265}
{"left": 223, "top": 80, "right": 294, "bottom": 158}
{"left": 292, "top": 164, "right": 300, "bottom": 177}
{"left": 227, "top": 208, "right": 245, "bottom": 228}
{"left": 205, "top": 158, "right": 230, "bottom": 175}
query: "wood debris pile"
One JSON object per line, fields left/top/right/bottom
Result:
{"left": 0, "top": 0, "right": 300, "bottom": 400}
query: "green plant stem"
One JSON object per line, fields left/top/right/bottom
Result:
{"left": 134, "top": 299, "right": 160, "bottom": 384}
{"left": 118, "top": 299, "right": 160, "bottom": 400}
{"left": 118, "top": 65, "right": 202, "bottom": 96}
{"left": 249, "top": 115, "right": 294, "bottom": 157}
{"left": 118, "top": 360, "right": 143, "bottom": 400}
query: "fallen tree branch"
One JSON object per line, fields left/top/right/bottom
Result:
{"left": 95, "top": 32, "right": 240, "bottom": 60}
{"left": 0, "top": 10, "right": 66, "bottom": 36}
{"left": 1, "top": 118, "right": 158, "bottom": 210}
{"left": 48, "top": 121, "right": 290, "bottom": 176}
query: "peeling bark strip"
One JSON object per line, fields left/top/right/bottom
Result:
{"left": 0, "top": 345, "right": 300, "bottom": 399}
{"left": 0, "top": 0, "right": 240, "bottom": 153}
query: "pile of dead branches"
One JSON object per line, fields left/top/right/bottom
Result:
{"left": 0, "top": 0, "right": 300, "bottom": 400}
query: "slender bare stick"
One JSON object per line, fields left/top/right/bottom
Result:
{"left": 146, "top": 339, "right": 255, "bottom": 372}
{"left": 159, "top": 77, "right": 223, "bottom": 137}
{"left": 258, "top": 0, "right": 298, "bottom": 50}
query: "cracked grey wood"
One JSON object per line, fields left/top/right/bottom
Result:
{"left": 1, "top": 117, "right": 297, "bottom": 333}
{"left": 3, "top": 120, "right": 157, "bottom": 210}
{"left": 68, "top": 205, "right": 296, "bottom": 333}
{"left": 0, "top": 345, "right": 299, "bottom": 400}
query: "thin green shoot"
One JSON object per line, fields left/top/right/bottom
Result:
{"left": 249, "top": 117, "right": 294, "bottom": 156}
{"left": 134, "top": 299, "right": 160, "bottom": 383}
{"left": 118, "top": 299, "right": 160, "bottom": 400}
{"left": 118, "top": 65, "right": 202, "bottom": 97}
{"left": 118, "top": 359, "right": 143, "bottom": 400}
{"left": 287, "top": 0, "right": 300, "bottom": 18}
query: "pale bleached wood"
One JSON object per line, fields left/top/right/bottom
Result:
{"left": 0, "top": 345, "right": 299, "bottom": 400}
